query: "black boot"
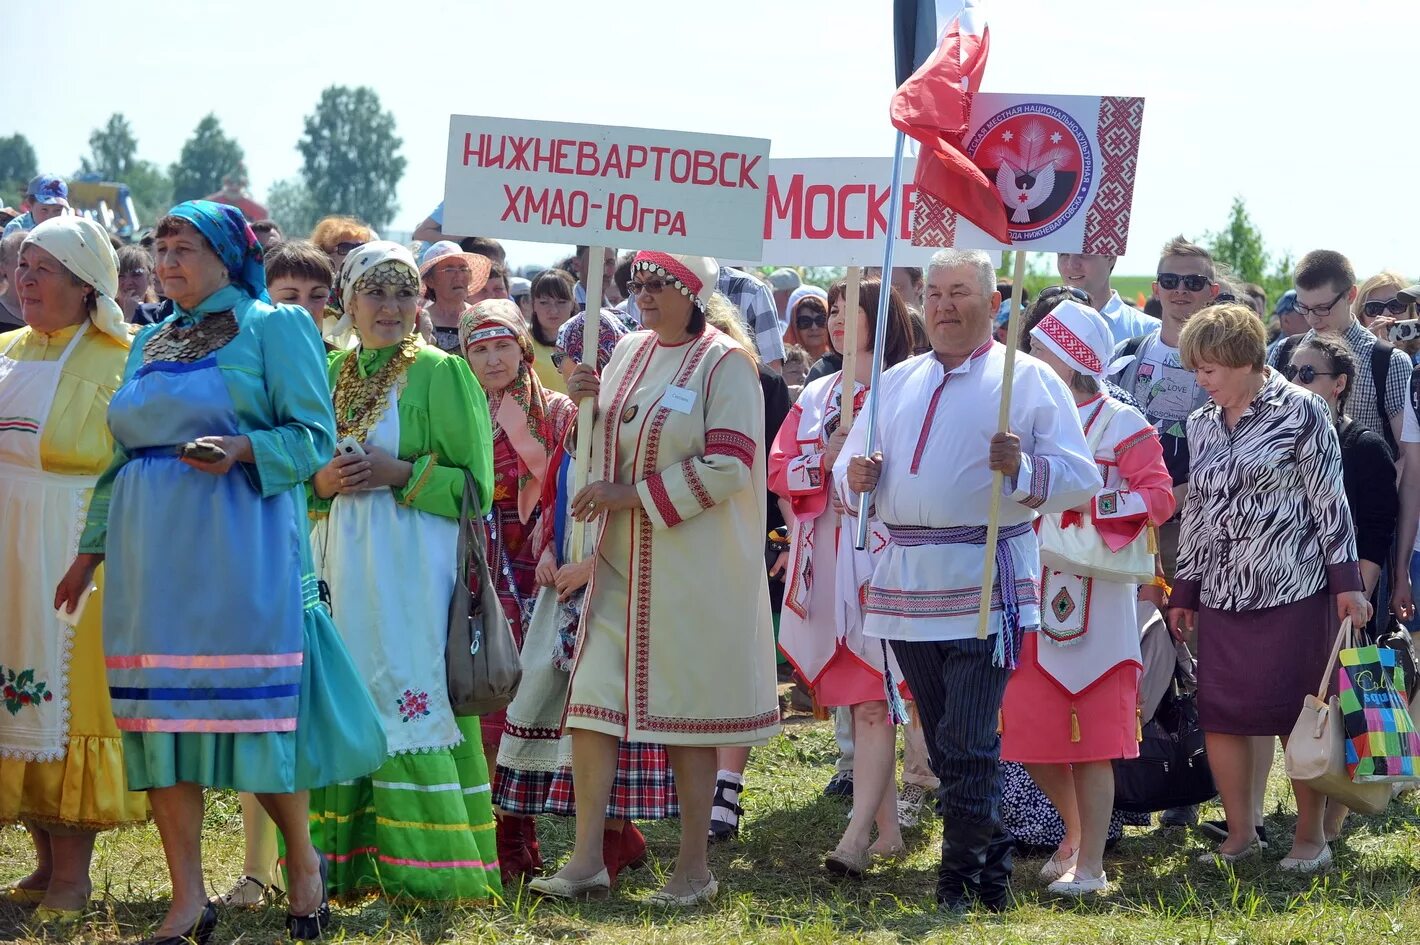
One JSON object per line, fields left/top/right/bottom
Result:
{"left": 935, "top": 817, "right": 995, "bottom": 912}
{"left": 974, "top": 823, "right": 1015, "bottom": 912}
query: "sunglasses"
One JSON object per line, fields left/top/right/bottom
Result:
{"left": 1362, "top": 297, "right": 1410, "bottom": 318}
{"left": 333, "top": 240, "right": 365, "bottom": 256}
{"left": 1290, "top": 364, "right": 1337, "bottom": 384}
{"left": 629, "top": 277, "right": 674, "bottom": 295}
{"left": 796, "top": 313, "right": 828, "bottom": 330}
{"left": 1038, "top": 284, "right": 1092, "bottom": 305}
{"left": 551, "top": 349, "right": 567, "bottom": 368}
{"left": 1157, "top": 273, "right": 1212, "bottom": 292}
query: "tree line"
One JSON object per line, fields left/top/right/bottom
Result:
{"left": 0, "top": 85, "right": 408, "bottom": 237}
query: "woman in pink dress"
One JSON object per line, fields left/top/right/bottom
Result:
{"left": 769, "top": 278, "right": 918, "bottom": 877}
{"left": 1001, "top": 292, "right": 1175, "bottom": 896}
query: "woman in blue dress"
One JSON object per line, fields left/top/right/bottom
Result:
{"left": 55, "top": 201, "right": 386, "bottom": 944}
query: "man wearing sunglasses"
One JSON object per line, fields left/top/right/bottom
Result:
{"left": 1110, "top": 237, "right": 1219, "bottom": 502}
{"left": 1056, "top": 252, "right": 1158, "bottom": 347}
{"left": 1266, "top": 250, "right": 1410, "bottom": 459}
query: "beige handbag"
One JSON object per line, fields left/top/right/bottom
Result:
{"left": 445, "top": 471, "right": 523, "bottom": 718}
{"left": 1038, "top": 399, "right": 1154, "bottom": 584}
{"left": 1283, "top": 618, "right": 1391, "bottom": 815}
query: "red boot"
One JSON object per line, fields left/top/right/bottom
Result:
{"left": 496, "top": 816, "right": 534, "bottom": 887}
{"left": 602, "top": 828, "right": 625, "bottom": 884}
{"left": 620, "top": 822, "right": 648, "bottom": 873}
{"left": 522, "top": 816, "right": 544, "bottom": 874}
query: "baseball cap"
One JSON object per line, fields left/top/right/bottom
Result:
{"left": 27, "top": 174, "right": 69, "bottom": 207}
{"left": 1273, "top": 289, "right": 1297, "bottom": 316}
{"left": 768, "top": 268, "right": 801, "bottom": 292}
{"left": 1398, "top": 285, "right": 1420, "bottom": 306}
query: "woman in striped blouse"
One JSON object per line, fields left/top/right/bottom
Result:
{"left": 1166, "top": 303, "right": 1370, "bottom": 875}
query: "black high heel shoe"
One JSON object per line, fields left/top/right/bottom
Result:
{"left": 138, "top": 901, "right": 217, "bottom": 945}
{"left": 285, "top": 852, "right": 330, "bottom": 941}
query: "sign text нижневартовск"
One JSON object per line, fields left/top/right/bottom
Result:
{"left": 445, "top": 117, "right": 770, "bottom": 260}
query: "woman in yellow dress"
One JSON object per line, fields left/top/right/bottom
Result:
{"left": 0, "top": 217, "right": 147, "bottom": 924}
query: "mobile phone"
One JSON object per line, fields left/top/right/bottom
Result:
{"left": 56, "top": 585, "right": 97, "bottom": 627}
{"left": 180, "top": 441, "right": 227, "bottom": 463}
{"left": 336, "top": 436, "right": 367, "bottom": 458}
{"left": 1389, "top": 320, "right": 1420, "bottom": 343}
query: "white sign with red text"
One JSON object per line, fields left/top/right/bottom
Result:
{"left": 443, "top": 115, "right": 770, "bottom": 259}
{"left": 748, "top": 157, "right": 938, "bottom": 266}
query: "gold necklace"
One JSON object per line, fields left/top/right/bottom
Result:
{"left": 333, "top": 335, "right": 419, "bottom": 443}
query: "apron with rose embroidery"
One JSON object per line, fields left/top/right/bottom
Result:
{"left": 313, "top": 388, "right": 463, "bottom": 754}
{"left": 0, "top": 324, "right": 93, "bottom": 760}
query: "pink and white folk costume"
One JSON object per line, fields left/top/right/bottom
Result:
{"left": 770, "top": 372, "right": 904, "bottom": 707}
{"left": 1001, "top": 302, "right": 1177, "bottom": 764}
{"left": 835, "top": 339, "right": 1100, "bottom": 908}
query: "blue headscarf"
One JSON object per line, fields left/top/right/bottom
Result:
{"left": 169, "top": 199, "right": 269, "bottom": 303}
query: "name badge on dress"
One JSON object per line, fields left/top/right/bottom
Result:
{"left": 661, "top": 385, "right": 698, "bottom": 414}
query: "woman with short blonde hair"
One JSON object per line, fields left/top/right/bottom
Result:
{"left": 1169, "top": 302, "right": 1369, "bottom": 874}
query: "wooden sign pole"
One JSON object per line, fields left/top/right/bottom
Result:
{"left": 569, "top": 246, "right": 605, "bottom": 564}
{"left": 975, "top": 249, "right": 1028, "bottom": 638}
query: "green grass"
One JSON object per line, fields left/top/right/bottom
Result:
{"left": 4, "top": 719, "right": 1419, "bottom": 944}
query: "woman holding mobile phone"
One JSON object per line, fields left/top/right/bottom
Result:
{"left": 55, "top": 201, "right": 386, "bottom": 943}
{"left": 0, "top": 217, "right": 148, "bottom": 930}
{"left": 305, "top": 242, "right": 501, "bottom": 903}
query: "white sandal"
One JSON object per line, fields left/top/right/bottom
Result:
{"left": 212, "top": 875, "right": 273, "bottom": 908}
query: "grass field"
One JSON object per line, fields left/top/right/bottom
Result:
{"left": 3, "top": 717, "right": 1419, "bottom": 944}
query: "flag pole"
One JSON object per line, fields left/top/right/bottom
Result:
{"left": 855, "top": 130, "right": 907, "bottom": 550}
{"left": 839, "top": 266, "right": 863, "bottom": 430}
{"left": 569, "top": 246, "right": 605, "bottom": 564}
{"left": 974, "top": 248, "right": 1027, "bottom": 638}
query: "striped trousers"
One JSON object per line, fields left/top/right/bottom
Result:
{"left": 889, "top": 636, "right": 1011, "bottom": 825}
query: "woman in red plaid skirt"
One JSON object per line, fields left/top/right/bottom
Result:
{"left": 461, "top": 301, "right": 576, "bottom": 885}
{"left": 492, "top": 309, "right": 679, "bottom": 887}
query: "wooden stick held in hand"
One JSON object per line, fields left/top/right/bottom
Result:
{"left": 569, "top": 246, "right": 605, "bottom": 564}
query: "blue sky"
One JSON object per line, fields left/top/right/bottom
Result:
{"left": 3, "top": 0, "right": 1410, "bottom": 278}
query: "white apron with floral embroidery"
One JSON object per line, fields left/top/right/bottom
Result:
{"left": 313, "top": 388, "right": 462, "bottom": 755}
{"left": 0, "top": 325, "right": 92, "bottom": 761}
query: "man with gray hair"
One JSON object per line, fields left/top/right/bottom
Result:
{"left": 0, "top": 230, "right": 27, "bottom": 330}
{"left": 836, "top": 248, "right": 1099, "bottom": 911}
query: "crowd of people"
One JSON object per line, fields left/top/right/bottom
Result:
{"left": 1, "top": 166, "right": 1418, "bottom": 940}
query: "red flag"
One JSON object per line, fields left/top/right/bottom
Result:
{"left": 890, "top": 1, "right": 1009, "bottom": 244}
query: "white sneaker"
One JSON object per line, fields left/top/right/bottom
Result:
{"left": 897, "top": 785, "right": 929, "bottom": 829}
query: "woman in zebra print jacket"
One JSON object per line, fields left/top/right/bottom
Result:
{"left": 1166, "top": 304, "right": 1371, "bottom": 876}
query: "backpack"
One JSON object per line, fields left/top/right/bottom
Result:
{"left": 1277, "top": 332, "right": 1398, "bottom": 457}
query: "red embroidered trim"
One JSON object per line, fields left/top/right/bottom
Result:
{"left": 705, "top": 427, "right": 756, "bottom": 469}
{"left": 502, "top": 721, "right": 562, "bottom": 741}
{"left": 1082, "top": 96, "right": 1145, "bottom": 255}
{"left": 566, "top": 704, "right": 628, "bottom": 726}
{"left": 910, "top": 341, "right": 993, "bottom": 475}
{"left": 1038, "top": 313, "right": 1102, "bottom": 374}
{"left": 645, "top": 472, "right": 682, "bottom": 526}
{"left": 682, "top": 458, "right": 713, "bottom": 510}
{"left": 631, "top": 336, "right": 771, "bottom": 735}
{"left": 1112, "top": 425, "right": 1154, "bottom": 459}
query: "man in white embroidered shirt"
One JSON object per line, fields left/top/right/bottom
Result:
{"left": 836, "top": 249, "right": 1100, "bottom": 912}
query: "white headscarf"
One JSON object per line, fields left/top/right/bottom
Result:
{"left": 323, "top": 241, "right": 421, "bottom": 350}
{"left": 1029, "top": 298, "right": 1126, "bottom": 379}
{"left": 22, "top": 216, "right": 128, "bottom": 342}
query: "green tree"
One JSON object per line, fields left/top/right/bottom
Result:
{"left": 266, "top": 177, "right": 320, "bottom": 240}
{"left": 298, "top": 86, "right": 407, "bottom": 231}
{"left": 77, "top": 113, "right": 172, "bottom": 225}
{"left": 0, "top": 133, "right": 38, "bottom": 207}
{"left": 170, "top": 114, "right": 245, "bottom": 204}
{"left": 1205, "top": 197, "right": 1269, "bottom": 286}
{"left": 80, "top": 113, "right": 138, "bottom": 180}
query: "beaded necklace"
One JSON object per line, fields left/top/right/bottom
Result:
{"left": 333, "top": 335, "right": 419, "bottom": 443}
